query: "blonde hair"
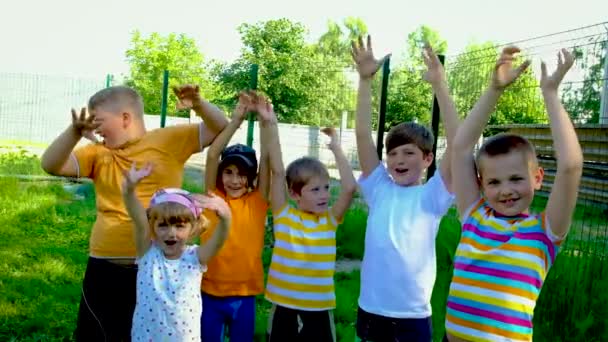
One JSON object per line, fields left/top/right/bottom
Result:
{"left": 286, "top": 157, "right": 330, "bottom": 195}
{"left": 88, "top": 86, "right": 144, "bottom": 117}
{"left": 147, "top": 202, "right": 209, "bottom": 240}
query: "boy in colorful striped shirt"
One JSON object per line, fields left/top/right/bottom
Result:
{"left": 256, "top": 96, "right": 357, "bottom": 342}
{"left": 447, "top": 46, "right": 583, "bottom": 342}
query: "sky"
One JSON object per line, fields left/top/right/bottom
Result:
{"left": 1, "top": 0, "right": 606, "bottom": 80}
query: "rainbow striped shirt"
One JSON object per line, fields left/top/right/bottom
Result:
{"left": 265, "top": 204, "right": 338, "bottom": 311}
{"left": 446, "top": 199, "right": 563, "bottom": 342}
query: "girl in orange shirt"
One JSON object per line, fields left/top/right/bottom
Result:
{"left": 200, "top": 91, "right": 270, "bottom": 341}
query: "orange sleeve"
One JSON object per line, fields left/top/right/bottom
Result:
{"left": 153, "top": 123, "right": 204, "bottom": 164}
{"left": 72, "top": 143, "right": 100, "bottom": 179}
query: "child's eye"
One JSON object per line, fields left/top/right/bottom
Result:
{"left": 487, "top": 180, "right": 499, "bottom": 185}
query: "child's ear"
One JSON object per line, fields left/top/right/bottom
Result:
{"left": 423, "top": 152, "right": 434, "bottom": 168}
{"left": 122, "top": 112, "right": 132, "bottom": 129}
{"left": 533, "top": 167, "right": 544, "bottom": 190}
{"left": 287, "top": 188, "right": 299, "bottom": 201}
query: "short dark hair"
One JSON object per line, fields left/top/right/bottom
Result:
{"left": 88, "top": 86, "right": 144, "bottom": 117}
{"left": 476, "top": 133, "right": 538, "bottom": 175}
{"left": 286, "top": 157, "right": 329, "bottom": 195}
{"left": 385, "top": 122, "right": 434, "bottom": 155}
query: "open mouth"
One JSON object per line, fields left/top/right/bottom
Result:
{"left": 164, "top": 240, "right": 177, "bottom": 246}
{"left": 317, "top": 202, "right": 328, "bottom": 207}
{"left": 395, "top": 168, "right": 409, "bottom": 175}
{"left": 500, "top": 198, "right": 519, "bottom": 207}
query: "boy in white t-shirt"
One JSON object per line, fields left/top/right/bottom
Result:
{"left": 351, "top": 36, "right": 459, "bottom": 341}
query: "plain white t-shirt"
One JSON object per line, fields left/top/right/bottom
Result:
{"left": 358, "top": 163, "right": 454, "bottom": 318}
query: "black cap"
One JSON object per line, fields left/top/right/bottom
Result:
{"left": 219, "top": 144, "right": 258, "bottom": 177}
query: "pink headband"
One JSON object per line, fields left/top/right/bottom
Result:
{"left": 149, "top": 188, "right": 200, "bottom": 217}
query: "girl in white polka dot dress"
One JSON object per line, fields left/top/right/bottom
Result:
{"left": 122, "top": 162, "right": 232, "bottom": 341}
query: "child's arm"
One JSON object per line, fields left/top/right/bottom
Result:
{"left": 422, "top": 44, "right": 460, "bottom": 192}
{"left": 323, "top": 128, "right": 357, "bottom": 222}
{"left": 257, "top": 97, "right": 287, "bottom": 213}
{"left": 121, "top": 162, "right": 154, "bottom": 257}
{"left": 41, "top": 108, "right": 99, "bottom": 177}
{"left": 173, "top": 85, "right": 229, "bottom": 147}
{"left": 205, "top": 91, "right": 254, "bottom": 192}
{"left": 452, "top": 47, "right": 530, "bottom": 215}
{"left": 541, "top": 49, "right": 583, "bottom": 238}
{"left": 257, "top": 110, "right": 271, "bottom": 201}
{"left": 197, "top": 193, "right": 232, "bottom": 265}
{"left": 351, "top": 35, "right": 390, "bottom": 177}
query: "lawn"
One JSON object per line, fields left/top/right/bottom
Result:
{"left": 0, "top": 150, "right": 606, "bottom": 341}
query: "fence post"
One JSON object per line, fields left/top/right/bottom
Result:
{"left": 427, "top": 54, "right": 445, "bottom": 180}
{"left": 105, "top": 74, "right": 113, "bottom": 88}
{"left": 247, "top": 64, "right": 259, "bottom": 147}
{"left": 600, "top": 36, "right": 608, "bottom": 124}
{"left": 160, "top": 70, "right": 169, "bottom": 128}
{"left": 376, "top": 57, "right": 391, "bottom": 159}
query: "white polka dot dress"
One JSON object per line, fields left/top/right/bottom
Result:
{"left": 132, "top": 244, "right": 206, "bottom": 341}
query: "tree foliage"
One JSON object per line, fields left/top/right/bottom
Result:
{"left": 125, "top": 31, "right": 212, "bottom": 116}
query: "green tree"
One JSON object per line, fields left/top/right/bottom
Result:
{"left": 562, "top": 37, "right": 607, "bottom": 123}
{"left": 447, "top": 42, "right": 547, "bottom": 126}
{"left": 316, "top": 17, "right": 368, "bottom": 64}
{"left": 384, "top": 25, "right": 448, "bottom": 130}
{"left": 125, "top": 30, "right": 212, "bottom": 116}
{"left": 213, "top": 19, "right": 355, "bottom": 126}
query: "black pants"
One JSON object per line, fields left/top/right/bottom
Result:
{"left": 74, "top": 257, "right": 138, "bottom": 342}
{"left": 267, "top": 305, "right": 335, "bottom": 342}
{"left": 356, "top": 307, "right": 432, "bottom": 342}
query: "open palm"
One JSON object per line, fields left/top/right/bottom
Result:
{"left": 123, "top": 162, "right": 152, "bottom": 193}
{"left": 351, "top": 35, "right": 389, "bottom": 79}
{"left": 541, "top": 49, "right": 574, "bottom": 91}
{"left": 492, "top": 46, "right": 531, "bottom": 90}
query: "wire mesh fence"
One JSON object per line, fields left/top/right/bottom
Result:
{"left": 0, "top": 73, "right": 105, "bottom": 146}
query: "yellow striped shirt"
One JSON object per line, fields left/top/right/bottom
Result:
{"left": 265, "top": 204, "right": 338, "bottom": 310}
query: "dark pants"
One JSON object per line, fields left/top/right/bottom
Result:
{"left": 356, "top": 307, "right": 432, "bottom": 342}
{"left": 74, "top": 257, "right": 137, "bottom": 342}
{"left": 201, "top": 293, "right": 256, "bottom": 342}
{"left": 267, "top": 305, "right": 335, "bottom": 342}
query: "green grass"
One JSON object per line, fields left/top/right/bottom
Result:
{"left": 1, "top": 152, "right": 606, "bottom": 341}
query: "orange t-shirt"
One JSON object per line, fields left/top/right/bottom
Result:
{"left": 201, "top": 189, "right": 269, "bottom": 296}
{"left": 73, "top": 123, "right": 204, "bottom": 258}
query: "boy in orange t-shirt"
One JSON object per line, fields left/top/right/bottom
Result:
{"left": 41, "top": 85, "right": 228, "bottom": 341}
{"left": 200, "top": 91, "right": 270, "bottom": 341}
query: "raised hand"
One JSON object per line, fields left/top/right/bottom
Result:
{"left": 541, "top": 49, "right": 574, "bottom": 92}
{"left": 173, "top": 84, "right": 202, "bottom": 110}
{"left": 492, "top": 46, "right": 531, "bottom": 90}
{"left": 71, "top": 107, "right": 99, "bottom": 142}
{"left": 351, "top": 35, "right": 390, "bottom": 79}
{"left": 253, "top": 94, "right": 277, "bottom": 123}
{"left": 195, "top": 192, "right": 232, "bottom": 221}
{"left": 321, "top": 127, "right": 339, "bottom": 151}
{"left": 122, "top": 162, "right": 153, "bottom": 193}
{"left": 422, "top": 43, "right": 446, "bottom": 85}
{"left": 233, "top": 90, "right": 256, "bottom": 121}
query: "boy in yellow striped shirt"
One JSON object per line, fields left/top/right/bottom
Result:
{"left": 255, "top": 95, "right": 357, "bottom": 342}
